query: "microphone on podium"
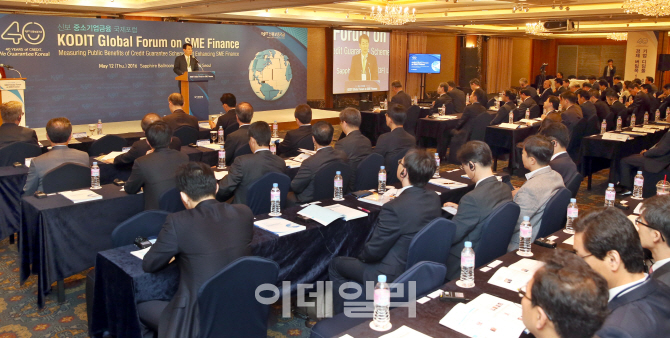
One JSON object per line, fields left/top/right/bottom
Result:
{"left": 0, "top": 64, "right": 13, "bottom": 69}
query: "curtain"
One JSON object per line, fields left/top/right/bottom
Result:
{"left": 389, "top": 31, "right": 427, "bottom": 98}
{"left": 486, "top": 37, "right": 513, "bottom": 94}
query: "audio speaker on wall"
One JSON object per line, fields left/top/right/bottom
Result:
{"left": 658, "top": 54, "right": 670, "bottom": 71}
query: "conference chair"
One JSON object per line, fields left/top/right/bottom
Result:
{"left": 245, "top": 172, "right": 291, "bottom": 215}
{"left": 386, "top": 148, "right": 409, "bottom": 185}
{"left": 566, "top": 172, "right": 583, "bottom": 198}
{"left": 530, "top": 104, "right": 542, "bottom": 119}
{"left": 535, "top": 188, "right": 572, "bottom": 238}
{"left": 404, "top": 105, "right": 421, "bottom": 137}
{"left": 0, "top": 142, "right": 42, "bottom": 167}
{"left": 604, "top": 111, "right": 618, "bottom": 131}
{"left": 159, "top": 187, "right": 186, "bottom": 213}
{"left": 173, "top": 126, "right": 199, "bottom": 146}
{"left": 197, "top": 257, "right": 279, "bottom": 338}
{"left": 296, "top": 134, "right": 315, "bottom": 151}
{"left": 448, "top": 114, "right": 492, "bottom": 164}
{"left": 474, "top": 201, "right": 520, "bottom": 268}
{"left": 567, "top": 118, "right": 587, "bottom": 163}
{"left": 406, "top": 217, "right": 456, "bottom": 269}
{"left": 353, "top": 153, "right": 384, "bottom": 191}
{"left": 313, "top": 162, "right": 353, "bottom": 201}
{"left": 224, "top": 123, "right": 239, "bottom": 141}
{"left": 42, "top": 163, "right": 90, "bottom": 193}
{"left": 584, "top": 113, "right": 601, "bottom": 137}
{"left": 469, "top": 112, "right": 494, "bottom": 142}
{"left": 88, "top": 135, "right": 127, "bottom": 156}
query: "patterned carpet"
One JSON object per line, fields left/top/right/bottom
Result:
{"left": 0, "top": 137, "right": 611, "bottom": 337}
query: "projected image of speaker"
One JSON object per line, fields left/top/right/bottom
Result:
{"left": 332, "top": 30, "right": 390, "bottom": 94}
{"left": 658, "top": 54, "right": 670, "bottom": 71}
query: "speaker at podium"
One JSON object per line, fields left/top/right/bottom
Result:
{"left": 175, "top": 71, "right": 216, "bottom": 121}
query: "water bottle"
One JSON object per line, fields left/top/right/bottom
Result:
{"left": 630, "top": 114, "right": 636, "bottom": 127}
{"left": 371, "top": 275, "right": 391, "bottom": 331}
{"left": 565, "top": 198, "right": 578, "bottom": 234}
{"left": 378, "top": 166, "right": 387, "bottom": 193}
{"left": 270, "top": 142, "right": 277, "bottom": 155}
{"left": 517, "top": 216, "right": 533, "bottom": 257}
{"left": 605, "top": 183, "right": 616, "bottom": 206}
{"left": 218, "top": 146, "right": 226, "bottom": 169}
{"left": 218, "top": 126, "right": 224, "bottom": 144}
{"left": 644, "top": 111, "right": 649, "bottom": 125}
{"left": 412, "top": 96, "right": 417, "bottom": 105}
{"left": 269, "top": 183, "right": 281, "bottom": 216}
{"left": 97, "top": 119, "right": 103, "bottom": 135}
{"left": 616, "top": 116, "right": 622, "bottom": 131}
{"left": 633, "top": 171, "right": 644, "bottom": 199}
{"left": 272, "top": 120, "right": 278, "bottom": 138}
{"left": 440, "top": 104, "right": 446, "bottom": 116}
{"left": 460, "top": 242, "right": 475, "bottom": 288}
{"left": 334, "top": 171, "right": 344, "bottom": 201}
{"left": 558, "top": 102, "right": 563, "bottom": 111}
{"left": 465, "top": 94, "right": 470, "bottom": 105}
{"left": 434, "top": 152, "right": 440, "bottom": 178}
{"left": 525, "top": 108, "right": 530, "bottom": 120}
{"left": 656, "top": 109, "right": 661, "bottom": 122}
{"left": 384, "top": 99, "right": 388, "bottom": 110}
{"left": 91, "top": 162, "right": 101, "bottom": 189}
{"left": 600, "top": 120, "right": 607, "bottom": 134}
{"left": 508, "top": 111, "right": 514, "bottom": 123}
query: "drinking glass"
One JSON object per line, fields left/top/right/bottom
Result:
{"left": 210, "top": 131, "right": 217, "bottom": 144}
{"left": 88, "top": 124, "right": 95, "bottom": 136}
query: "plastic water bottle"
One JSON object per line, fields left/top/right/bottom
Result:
{"left": 97, "top": 119, "right": 103, "bottom": 135}
{"left": 508, "top": 111, "right": 514, "bottom": 123}
{"left": 460, "top": 242, "right": 475, "bottom": 288}
{"left": 465, "top": 94, "right": 470, "bottom": 105}
{"left": 616, "top": 116, "right": 622, "bottom": 131}
{"left": 91, "top": 162, "right": 101, "bottom": 189}
{"left": 272, "top": 120, "right": 278, "bottom": 138}
{"left": 656, "top": 109, "right": 661, "bottom": 122}
{"left": 434, "top": 152, "right": 440, "bottom": 177}
{"left": 371, "top": 275, "right": 391, "bottom": 331}
{"left": 633, "top": 171, "right": 644, "bottom": 199}
{"left": 218, "top": 146, "right": 226, "bottom": 170}
{"left": 605, "top": 183, "right": 616, "bottom": 206}
{"left": 601, "top": 120, "right": 607, "bottom": 134}
{"left": 270, "top": 142, "right": 276, "bottom": 155}
{"left": 412, "top": 96, "right": 418, "bottom": 105}
{"left": 565, "top": 198, "right": 578, "bottom": 234}
{"left": 518, "top": 216, "right": 533, "bottom": 257}
{"left": 525, "top": 108, "right": 530, "bottom": 120}
{"left": 218, "top": 126, "right": 224, "bottom": 144}
{"left": 378, "top": 166, "right": 387, "bottom": 193}
{"left": 334, "top": 171, "right": 344, "bottom": 201}
{"left": 269, "top": 183, "right": 281, "bottom": 216}
{"left": 630, "top": 114, "right": 636, "bottom": 127}
{"left": 440, "top": 104, "right": 446, "bottom": 116}
{"left": 644, "top": 111, "right": 649, "bottom": 125}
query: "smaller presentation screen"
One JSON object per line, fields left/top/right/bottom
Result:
{"left": 408, "top": 54, "right": 441, "bottom": 74}
{"left": 332, "top": 29, "right": 390, "bottom": 94}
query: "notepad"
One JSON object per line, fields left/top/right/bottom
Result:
{"left": 487, "top": 266, "right": 533, "bottom": 292}
{"left": 201, "top": 143, "right": 224, "bottom": 151}
{"left": 99, "top": 151, "right": 125, "bottom": 162}
{"left": 199, "top": 122, "right": 211, "bottom": 129}
{"left": 254, "top": 217, "right": 306, "bottom": 236}
{"left": 285, "top": 159, "right": 302, "bottom": 168}
{"left": 298, "top": 204, "right": 367, "bottom": 226}
{"left": 497, "top": 123, "right": 519, "bottom": 129}
{"left": 292, "top": 153, "right": 312, "bottom": 163}
{"left": 59, "top": 189, "right": 103, "bottom": 203}
{"left": 439, "top": 294, "right": 526, "bottom": 338}
{"left": 214, "top": 171, "right": 228, "bottom": 181}
{"left": 429, "top": 178, "right": 468, "bottom": 190}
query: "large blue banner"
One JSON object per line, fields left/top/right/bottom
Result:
{"left": 0, "top": 14, "right": 307, "bottom": 127}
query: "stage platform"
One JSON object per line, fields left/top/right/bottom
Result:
{"left": 31, "top": 108, "right": 340, "bottom": 140}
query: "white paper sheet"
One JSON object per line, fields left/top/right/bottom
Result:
{"left": 508, "top": 258, "right": 545, "bottom": 274}
{"left": 497, "top": 123, "right": 519, "bottom": 129}
{"left": 487, "top": 266, "right": 533, "bottom": 292}
{"left": 254, "top": 217, "right": 306, "bottom": 236}
{"left": 297, "top": 204, "right": 344, "bottom": 226}
{"left": 442, "top": 206, "right": 458, "bottom": 215}
{"left": 439, "top": 293, "right": 526, "bottom": 338}
{"left": 292, "top": 153, "right": 312, "bottom": 162}
{"left": 563, "top": 235, "right": 574, "bottom": 245}
{"left": 323, "top": 204, "right": 367, "bottom": 221}
{"left": 429, "top": 178, "right": 468, "bottom": 190}
{"left": 199, "top": 122, "right": 211, "bottom": 129}
{"left": 379, "top": 325, "right": 432, "bottom": 338}
{"left": 100, "top": 151, "right": 125, "bottom": 161}
{"left": 214, "top": 171, "right": 228, "bottom": 181}
{"left": 285, "top": 160, "right": 302, "bottom": 168}
{"left": 201, "top": 143, "right": 224, "bottom": 151}
{"left": 634, "top": 202, "right": 644, "bottom": 215}
{"left": 59, "top": 189, "right": 103, "bottom": 203}
{"left": 131, "top": 247, "right": 151, "bottom": 260}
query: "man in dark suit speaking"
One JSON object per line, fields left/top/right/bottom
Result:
{"left": 348, "top": 34, "right": 378, "bottom": 81}
{"left": 173, "top": 43, "right": 199, "bottom": 76}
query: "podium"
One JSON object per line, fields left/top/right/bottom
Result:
{"left": 0, "top": 78, "right": 27, "bottom": 126}
{"left": 175, "top": 71, "right": 215, "bottom": 121}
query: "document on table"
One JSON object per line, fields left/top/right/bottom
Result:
{"left": 199, "top": 122, "right": 211, "bottom": 129}
{"left": 379, "top": 325, "right": 432, "bottom": 338}
{"left": 292, "top": 153, "right": 312, "bottom": 163}
{"left": 563, "top": 235, "right": 574, "bottom": 245}
{"left": 254, "top": 217, "right": 306, "bottom": 236}
{"left": 634, "top": 202, "right": 644, "bottom": 215}
{"left": 131, "top": 247, "right": 150, "bottom": 260}
{"left": 431, "top": 115, "right": 457, "bottom": 120}
{"left": 285, "top": 159, "right": 302, "bottom": 168}
{"left": 214, "top": 171, "right": 228, "bottom": 181}
{"left": 323, "top": 204, "right": 367, "bottom": 221}
{"left": 633, "top": 127, "right": 657, "bottom": 133}
{"left": 99, "top": 151, "right": 125, "bottom": 162}
{"left": 601, "top": 132, "right": 629, "bottom": 141}
{"left": 508, "top": 258, "right": 545, "bottom": 274}
{"left": 442, "top": 206, "right": 457, "bottom": 215}
{"left": 429, "top": 178, "right": 468, "bottom": 190}
{"left": 359, "top": 189, "right": 398, "bottom": 206}
{"left": 487, "top": 266, "right": 533, "bottom": 292}
{"left": 519, "top": 119, "right": 539, "bottom": 124}
{"left": 201, "top": 143, "right": 224, "bottom": 151}
{"left": 298, "top": 148, "right": 316, "bottom": 156}
{"left": 621, "top": 131, "right": 647, "bottom": 136}
{"left": 439, "top": 293, "right": 526, "bottom": 338}
{"left": 497, "top": 123, "right": 519, "bottom": 129}
{"left": 298, "top": 204, "right": 367, "bottom": 226}
{"left": 59, "top": 189, "right": 103, "bottom": 203}
{"left": 89, "top": 134, "right": 107, "bottom": 140}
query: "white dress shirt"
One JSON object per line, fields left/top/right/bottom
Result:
{"left": 475, "top": 175, "right": 495, "bottom": 188}
{"left": 551, "top": 151, "right": 567, "bottom": 161}
{"left": 608, "top": 275, "right": 649, "bottom": 302}
{"left": 651, "top": 257, "right": 670, "bottom": 274}
{"left": 525, "top": 166, "right": 550, "bottom": 180}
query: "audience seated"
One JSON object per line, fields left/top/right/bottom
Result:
{"left": 113, "top": 113, "right": 181, "bottom": 167}
{"left": 209, "top": 93, "right": 238, "bottom": 133}
{"left": 0, "top": 101, "right": 38, "bottom": 147}
{"left": 508, "top": 135, "right": 564, "bottom": 251}
{"left": 217, "top": 121, "right": 286, "bottom": 204}
{"left": 519, "top": 78, "right": 539, "bottom": 100}
{"left": 645, "top": 76, "right": 658, "bottom": 94}
{"left": 539, "top": 80, "right": 554, "bottom": 104}
{"left": 538, "top": 96, "right": 561, "bottom": 131}
{"left": 559, "top": 91, "right": 583, "bottom": 132}
{"left": 471, "top": 78, "right": 491, "bottom": 109}
{"left": 125, "top": 121, "right": 189, "bottom": 209}
{"left": 590, "top": 88, "right": 611, "bottom": 122}
{"left": 23, "top": 117, "right": 89, "bottom": 195}
{"left": 517, "top": 88, "right": 539, "bottom": 118}
{"left": 490, "top": 89, "right": 517, "bottom": 125}
{"left": 577, "top": 89, "right": 597, "bottom": 121}
{"left": 539, "top": 122, "right": 578, "bottom": 185}
{"left": 443, "top": 141, "right": 512, "bottom": 280}
{"left": 277, "top": 104, "right": 314, "bottom": 158}
{"left": 626, "top": 83, "right": 651, "bottom": 123}
{"left": 389, "top": 80, "right": 411, "bottom": 110}
{"left": 374, "top": 104, "right": 415, "bottom": 163}
{"left": 613, "top": 76, "right": 624, "bottom": 93}
{"left": 573, "top": 208, "right": 670, "bottom": 337}
{"left": 447, "top": 81, "right": 466, "bottom": 113}
{"left": 637, "top": 195, "right": 670, "bottom": 287}
{"left": 658, "top": 84, "right": 670, "bottom": 118}
{"left": 162, "top": 93, "right": 199, "bottom": 131}
{"left": 642, "top": 84, "right": 660, "bottom": 116}
{"left": 224, "top": 102, "right": 254, "bottom": 166}
{"left": 441, "top": 89, "right": 487, "bottom": 154}
{"left": 335, "top": 108, "right": 373, "bottom": 179}
{"left": 329, "top": 148, "right": 441, "bottom": 313}
{"left": 430, "top": 82, "right": 455, "bottom": 115}
{"left": 138, "top": 162, "right": 254, "bottom": 337}
{"left": 520, "top": 252, "right": 609, "bottom": 338}
{"left": 569, "top": 83, "right": 580, "bottom": 93}
{"left": 289, "top": 121, "right": 347, "bottom": 204}
{"left": 605, "top": 89, "right": 628, "bottom": 124}
{"left": 617, "top": 127, "right": 670, "bottom": 196}
{"left": 555, "top": 78, "right": 567, "bottom": 95}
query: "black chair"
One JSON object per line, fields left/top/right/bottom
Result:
{"left": 474, "top": 201, "right": 520, "bottom": 268}
{"left": 536, "top": 188, "right": 572, "bottom": 238}
{"left": 385, "top": 148, "right": 409, "bottom": 186}
{"left": 88, "top": 135, "right": 127, "bottom": 156}
{"left": 224, "top": 123, "right": 240, "bottom": 141}
{"left": 404, "top": 105, "right": 421, "bottom": 137}
{"left": 313, "top": 161, "right": 353, "bottom": 201}
{"left": 353, "top": 153, "right": 384, "bottom": 191}
{"left": 111, "top": 210, "right": 170, "bottom": 247}
{"left": 469, "top": 112, "right": 494, "bottom": 142}
{"left": 159, "top": 187, "right": 186, "bottom": 213}
{"left": 530, "top": 104, "right": 542, "bottom": 119}
{"left": 0, "top": 142, "right": 42, "bottom": 167}
{"left": 245, "top": 172, "right": 291, "bottom": 215}
{"left": 173, "top": 126, "right": 199, "bottom": 146}
{"left": 566, "top": 172, "right": 583, "bottom": 198}
{"left": 42, "top": 163, "right": 90, "bottom": 193}
{"left": 198, "top": 257, "right": 279, "bottom": 338}
{"left": 584, "top": 114, "right": 601, "bottom": 137}
{"left": 296, "top": 134, "right": 315, "bottom": 151}
{"left": 406, "top": 217, "right": 456, "bottom": 269}
{"left": 567, "top": 118, "right": 587, "bottom": 163}
{"left": 487, "top": 98, "right": 497, "bottom": 109}
{"left": 605, "top": 111, "right": 618, "bottom": 131}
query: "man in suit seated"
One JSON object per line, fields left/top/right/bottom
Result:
{"left": 138, "top": 162, "right": 254, "bottom": 338}
{"left": 329, "top": 148, "right": 441, "bottom": 313}
{"left": 490, "top": 89, "right": 517, "bottom": 125}
{"left": 125, "top": 121, "right": 190, "bottom": 210}
{"left": 637, "top": 195, "right": 670, "bottom": 287}
{"left": 389, "top": 80, "right": 411, "bottom": 110}
{"left": 618, "top": 129, "right": 670, "bottom": 196}
{"left": 559, "top": 91, "right": 583, "bottom": 132}
{"left": 162, "top": 93, "right": 199, "bottom": 132}
{"left": 430, "top": 82, "right": 454, "bottom": 115}
{"left": 642, "top": 84, "right": 660, "bottom": 118}
{"left": 440, "top": 89, "right": 487, "bottom": 159}
{"left": 209, "top": 93, "right": 239, "bottom": 137}
{"left": 519, "top": 78, "right": 539, "bottom": 101}
{"left": 113, "top": 113, "right": 181, "bottom": 168}
{"left": 539, "top": 80, "right": 554, "bottom": 104}
{"left": 569, "top": 83, "right": 581, "bottom": 93}
{"left": 590, "top": 88, "right": 611, "bottom": 122}
{"left": 508, "top": 135, "right": 564, "bottom": 252}
{"left": 613, "top": 75, "right": 623, "bottom": 93}
{"left": 289, "top": 121, "right": 348, "bottom": 205}
{"left": 521, "top": 252, "right": 609, "bottom": 338}
{"left": 538, "top": 96, "right": 561, "bottom": 131}
{"left": 577, "top": 89, "right": 599, "bottom": 135}
{"left": 0, "top": 101, "right": 38, "bottom": 147}
{"left": 224, "top": 102, "right": 253, "bottom": 166}
{"left": 554, "top": 78, "right": 567, "bottom": 95}
{"left": 374, "top": 104, "right": 416, "bottom": 164}
{"left": 646, "top": 76, "right": 658, "bottom": 94}
{"left": 447, "top": 81, "right": 466, "bottom": 114}
{"left": 23, "top": 117, "right": 89, "bottom": 195}
{"left": 573, "top": 208, "right": 670, "bottom": 337}
{"left": 625, "top": 83, "right": 651, "bottom": 124}
{"left": 539, "top": 122, "right": 578, "bottom": 185}
{"left": 606, "top": 89, "right": 628, "bottom": 125}
{"left": 443, "top": 141, "right": 513, "bottom": 280}
{"left": 658, "top": 84, "right": 670, "bottom": 119}
{"left": 335, "top": 108, "right": 372, "bottom": 184}
{"left": 517, "top": 88, "right": 539, "bottom": 119}
{"left": 217, "top": 121, "right": 286, "bottom": 204}
{"left": 277, "top": 104, "right": 314, "bottom": 158}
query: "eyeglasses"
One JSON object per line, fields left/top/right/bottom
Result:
{"left": 397, "top": 159, "right": 405, "bottom": 168}
{"left": 636, "top": 217, "right": 666, "bottom": 242}
{"left": 518, "top": 286, "right": 553, "bottom": 321}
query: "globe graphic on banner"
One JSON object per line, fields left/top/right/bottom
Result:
{"left": 248, "top": 49, "right": 293, "bottom": 101}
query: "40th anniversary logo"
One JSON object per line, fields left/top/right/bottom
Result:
{"left": 2, "top": 21, "right": 45, "bottom": 45}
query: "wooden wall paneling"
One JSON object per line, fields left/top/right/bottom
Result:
{"left": 325, "top": 28, "right": 334, "bottom": 108}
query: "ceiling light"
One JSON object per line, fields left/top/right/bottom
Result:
{"left": 370, "top": 1, "right": 416, "bottom": 25}
{"left": 623, "top": 0, "right": 670, "bottom": 17}
{"left": 284, "top": 8, "right": 288, "bottom": 14}
{"left": 524, "top": 7, "right": 529, "bottom": 12}
{"left": 526, "top": 21, "right": 550, "bottom": 36}
{"left": 565, "top": 7, "right": 569, "bottom": 11}
{"left": 25, "top": 0, "right": 68, "bottom": 4}
{"left": 559, "top": 5, "right": 563, "bottom": 10}
{"left": 607, "top": 32, "right": 628, "bottom": 41}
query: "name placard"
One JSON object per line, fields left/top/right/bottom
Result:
{"left": 72, "top": 132, "right": 87, "bottom": 139}
{"left": 196, "top": 139, "right": 211, "bottom": 147}
{"left": 602, "top": 133, "right": 629, "bottom": 142}
{"left": 498, "top": 123, "right": 519, "bottom": 129}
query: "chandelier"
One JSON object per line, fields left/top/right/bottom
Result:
{"left": 25, "top": 0, "right": 68, "bottom": 4}
{"left": 370, "top": 1, "right": 416, "bottom": 25}
{"left": 622, "top": 0, "right": 670, "bottom": 17}
{"left": 525, "top": 21, "right": 550, "bottom": 36}
{"left": 607, "top": 32, "right": 628, "bottom": 41}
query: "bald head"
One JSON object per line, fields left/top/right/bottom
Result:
{"left": 235, "top": 102, "right": 254, "bottom": 124}
{"left": 141, "top": 113, "right": 162, "bottom": 132}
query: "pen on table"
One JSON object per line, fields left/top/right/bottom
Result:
{"left": 357, "top": 206, "right": 370, "bottom": 213}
